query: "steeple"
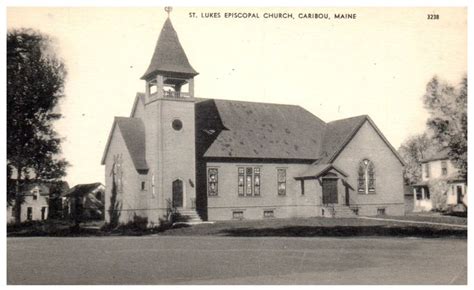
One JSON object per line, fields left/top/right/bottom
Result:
{"left": 141, "top": 18, "right": 198, "bottom": 80}
{"left": 142, "top": 10, "right": 198, "bottom": 100}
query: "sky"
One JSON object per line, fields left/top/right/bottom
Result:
{"left": 6, "top": 7, "right": 467, "bottom": 187}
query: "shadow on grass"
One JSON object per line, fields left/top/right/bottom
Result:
{"left": 220, "top": 225, "right": 467, "bottom": 239}
{"left": 7, "top": 219, "right": 191, "bottom": 237}
{"left": 7, "top": 221, "right": 100, "bottom": 237}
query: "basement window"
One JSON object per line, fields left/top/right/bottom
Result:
{"left": 232, "top": 211, "right": 244, "bottom": 220}
{"left": 263, "top": 210, "right": 274, "bottom": 218}
{"left": 377, "top": 208, "right": 386, "bottom": 216}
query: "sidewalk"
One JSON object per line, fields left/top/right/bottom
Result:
{"left": 358, "top": 216, "right": 468, "bottom": 229}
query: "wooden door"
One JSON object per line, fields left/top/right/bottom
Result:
{"left": 457, "top": 185, "right": 463, "bottom": 204}
{"left": 172, "top": 179, "right": 183, "bottom": 208}
{"left": 322, "top": 178, "right": 338, "bottom": 204}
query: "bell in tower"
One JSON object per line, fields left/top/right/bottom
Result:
{"left": 141, "top": 8, "right": 199, "bottom": 100}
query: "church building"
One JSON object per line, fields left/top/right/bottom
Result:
{"left": 101, "top": 15, "right": 405, "bottom": 225}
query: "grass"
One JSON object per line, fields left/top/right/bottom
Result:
{"left": 7, "top": 214, "right": 467, "bottom": 238}
{"left": 395, "top": 213, "right": 468, "bottom": 225}
{"left": 159, "top": 216, "right": 467, "bottom": 238}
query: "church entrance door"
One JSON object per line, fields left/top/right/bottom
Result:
{"left": 322, "top": 178, "right": 338, "bottom": 204}
{"left": 172, "top": 179, "right": 183, "bottom": 208}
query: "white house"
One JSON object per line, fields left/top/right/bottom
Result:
{"left": 412, "top": 150, "right": 467, "bottom": 212}
{"left": 7, "top": 183, "right": 50, "bottom": 223}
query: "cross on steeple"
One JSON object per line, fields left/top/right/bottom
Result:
{"left": 164, "top": 6, "right": 173, "bottom": 17}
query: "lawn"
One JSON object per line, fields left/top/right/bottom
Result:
{"left": 160, "top": 216, "right": 466, "bottom": 238}
{"left": 7, "top": 214, "right": 466, "bottom": 238}
{"left": 390, "top": 213, "right": 467, "bottom": 225}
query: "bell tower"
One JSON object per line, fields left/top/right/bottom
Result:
{"left": 143, "top": 8, "right": 199, "bottom": 219}
{"left": 141, "top": 7, "right": 198, "bottom": 101}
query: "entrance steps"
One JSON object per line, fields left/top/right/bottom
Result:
{"left": 322, "top": 205, "right": 359, "bottom": 218}
{"left": 175, "top": 208, "right": 203, "bottom": 223}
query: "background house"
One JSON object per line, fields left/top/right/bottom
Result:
{"left": 63, "top": 183, "right": 105, "bottom": 221}
{"left": 411, "top": 149, "right": 467, "bottom": 212}
{"left": 7, "top": 181, "right": 69, "bottom": 223}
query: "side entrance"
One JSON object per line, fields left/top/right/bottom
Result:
{"left": 322, "top": 178, "right": 338, "bottom": 204}
{"left": 172, "top": 179, "right": 183, "bottom": 208}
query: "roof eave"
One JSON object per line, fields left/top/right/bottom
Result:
{"left": 140, "top": 69, "right": 199, "bottom": 81}
{"left": 100, "top": 119, "right": 118, "bottom": 165}
{"left": 295, "top": 164, "right": 349, "bottom": 180}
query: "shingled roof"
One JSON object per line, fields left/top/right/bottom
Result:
{"left": 196, "top": 99, "right": 326, "bottom": 160}
{"left": 104, "top": 95, "right": 402, "bottom": 170}
{"left": 295, "top": 163, "right": 348, "bottom": 180}
{"left": 141, "top": 18, "right": 198, "bottom": 80}
{"left": 63, "top": 182, "right": 103, "bottom": 198}
{"left": 196, "top": 100, "right": 404, "bottom": 165}
{"left": 101, "top": 117, "right": 149, "bottom": 171}
{"left": 318, "top": 115, "right": 368, "bottom": 163}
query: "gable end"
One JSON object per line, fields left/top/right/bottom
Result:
{"left": 329, "top": 116, "right": 405, "bottom": 166}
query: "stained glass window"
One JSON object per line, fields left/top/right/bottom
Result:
{"left": 238, "top": 168, "right": 245, "bottom": 196}
{"left": 208, "top": 168, "right": 218, "bottom": 196}
{"left": 254, "top": 168, "right": 261, "bottom": 196}
{"left": 358, "top": 159, "right": 375, "bottom": 194}
{"left": 246, "top": 167, "right": 253, "bottom": 196}
{"left": 277, "top": 169, "right": 286, "bottom": 196}
{"left": 358, "top": 164, "right": 365, "bottom": 192}
{"left": 238, "top": 167, "right": 261, "bottom": 196}
{"left": 368, "top": 162, "right": 375, "bottom": 192}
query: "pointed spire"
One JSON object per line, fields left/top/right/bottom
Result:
{"left": 141, "top": 17, "right": 198, "bottom": 80}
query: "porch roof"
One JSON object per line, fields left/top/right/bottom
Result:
{"left": 412, "top": 178, "right": 466, "bottom": 187}
{"left": 412, "top": 181, "right": 429, "bottom": 187}
{"left": 294, "top": 163, "right": 348, "bottom": 180}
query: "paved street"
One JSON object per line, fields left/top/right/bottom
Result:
{"left": 8, "top": 236, "right": 467, "bottom": 285}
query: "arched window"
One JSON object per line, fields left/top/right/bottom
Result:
{"left": 358, "top": 159, "right": 375, "bottom": 194}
